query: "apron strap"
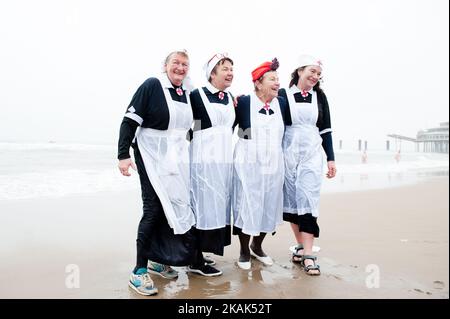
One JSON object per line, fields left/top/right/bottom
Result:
{"left": 286, "top": 88, "right": 297, "bottom": 116}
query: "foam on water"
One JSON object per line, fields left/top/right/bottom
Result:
{"left": 322, "top": 150, "right": 448, "bottom": 193}
{"left": 0, "top": 169, "right": 139, "bottom": 200}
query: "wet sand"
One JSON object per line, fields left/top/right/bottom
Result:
{"left": 0, "top": 176, "right": 448, "bottom": 299}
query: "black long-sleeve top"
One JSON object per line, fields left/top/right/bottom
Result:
{"left": 117, "top": 77, "right": 188, "bottom": 160}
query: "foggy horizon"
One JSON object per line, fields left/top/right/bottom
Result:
{"left": 0, "top": 0, "right": 448, "bottom": 150}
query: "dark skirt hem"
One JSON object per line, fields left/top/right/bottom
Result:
{"left": 232, "top": 226, "right": 276, "bottom": 236}
{"left": 283, "top": 212, "right": 320, "bottom": 238}
{"left": 194, "top": 225, "right": 231, "bottom": 256}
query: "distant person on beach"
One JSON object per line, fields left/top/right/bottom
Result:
{"left": 278, "top": 54, "right": 336, "bottom": 276}
{"left": 232, "top": 58, "right": 287, "bottom": 270}
{"left": 188, "top": 53, "right": 235, "bottom": 277}
{"left": 395, "top": 150, "right": 401, "bottom": 163}
{"left": 117, "top": 50, "right": 196, "bottom": 296}
{"left": 362, "top": 150, "right": 368, "bottom": 163}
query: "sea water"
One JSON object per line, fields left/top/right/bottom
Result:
{"left": 0, "top": 142, "right": 448, "bottom": 200}
{"left": 323, "top": 149, "right": 449, "bottom": 193}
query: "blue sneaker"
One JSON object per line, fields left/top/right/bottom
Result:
{"left": 147, "top": 261, "right": 178, "bottom": 279}
{"left": 128, "top": 268, "right": 158, "bottom": 296}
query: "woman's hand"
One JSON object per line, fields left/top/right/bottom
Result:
{"left": 118, "top": 158, "right": 137, "bottom": 176}
{"left": 326, "top": 161, "right": 336, "bottom": 178}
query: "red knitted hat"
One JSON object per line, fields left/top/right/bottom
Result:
{"left": 251, "top": 58, "right": 279, "bottom": 82}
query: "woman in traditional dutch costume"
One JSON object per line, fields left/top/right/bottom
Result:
{"left": 233, "top": 58, "right": 287, "bottom": 270}
{"left": 278, "top": 54, "right": 337, "bottom": 276}
{"left": 188, "top": 53, "right": 235, "bottom": 276}
{"left": 118, "top": 50, "right": 196, "bottom": 295}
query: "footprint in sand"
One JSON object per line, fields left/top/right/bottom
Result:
{"left": 327, "top": 274, "right": 342, "bottom": 281}
{"left": 413, "top": 288, "right": 432, "bottom": 295}
{"left": 433, "top": 280, "right": 445, "bottom": 290}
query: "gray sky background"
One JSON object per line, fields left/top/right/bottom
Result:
{"left": 0, "top": 0, "right": 448, "bottom": 150}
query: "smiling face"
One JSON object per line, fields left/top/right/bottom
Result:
{"left": 210, "top": 59, "right": 234, "bottom": 91}
{"left": 255, "top": 70, "right": 280, "bottom": 101}
{"left": 298, "top": 65, "right": 322, "bottom": 90}
{"left": 164, "top": 52, "right": 190, "bottom": 87}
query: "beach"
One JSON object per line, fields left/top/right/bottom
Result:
{"left": 1, "top": 176, "right": 448, "bottom": 299}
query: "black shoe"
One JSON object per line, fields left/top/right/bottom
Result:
{"left": 203, "top": 256, "right": 216, "bottom": 266}
{"left": 188, "top": 264, "right": 222, "bottom": 277}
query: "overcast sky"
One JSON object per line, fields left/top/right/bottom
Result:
{"left": 0, "top": 0, "right": 448, "bottom": 149}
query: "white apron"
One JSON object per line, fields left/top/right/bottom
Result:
{"left": 233, "top": 93, "right": 285, "bottom": 236}
{"left": 136, "top": 83, "right": 195, "bottom": 235}
{"left": 283, "top": 87, "right": 324, "bottom": 217}
{"left": 190, "top": 88, "right": 235, "bottom": 230}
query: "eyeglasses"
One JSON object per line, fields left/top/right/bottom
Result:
{"left": 207, "top": 53, "right": 229, "bottom": 65}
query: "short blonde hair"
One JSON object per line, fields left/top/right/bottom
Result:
{"left": 164, "top": 50, "right": 189, "bottom": 65}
